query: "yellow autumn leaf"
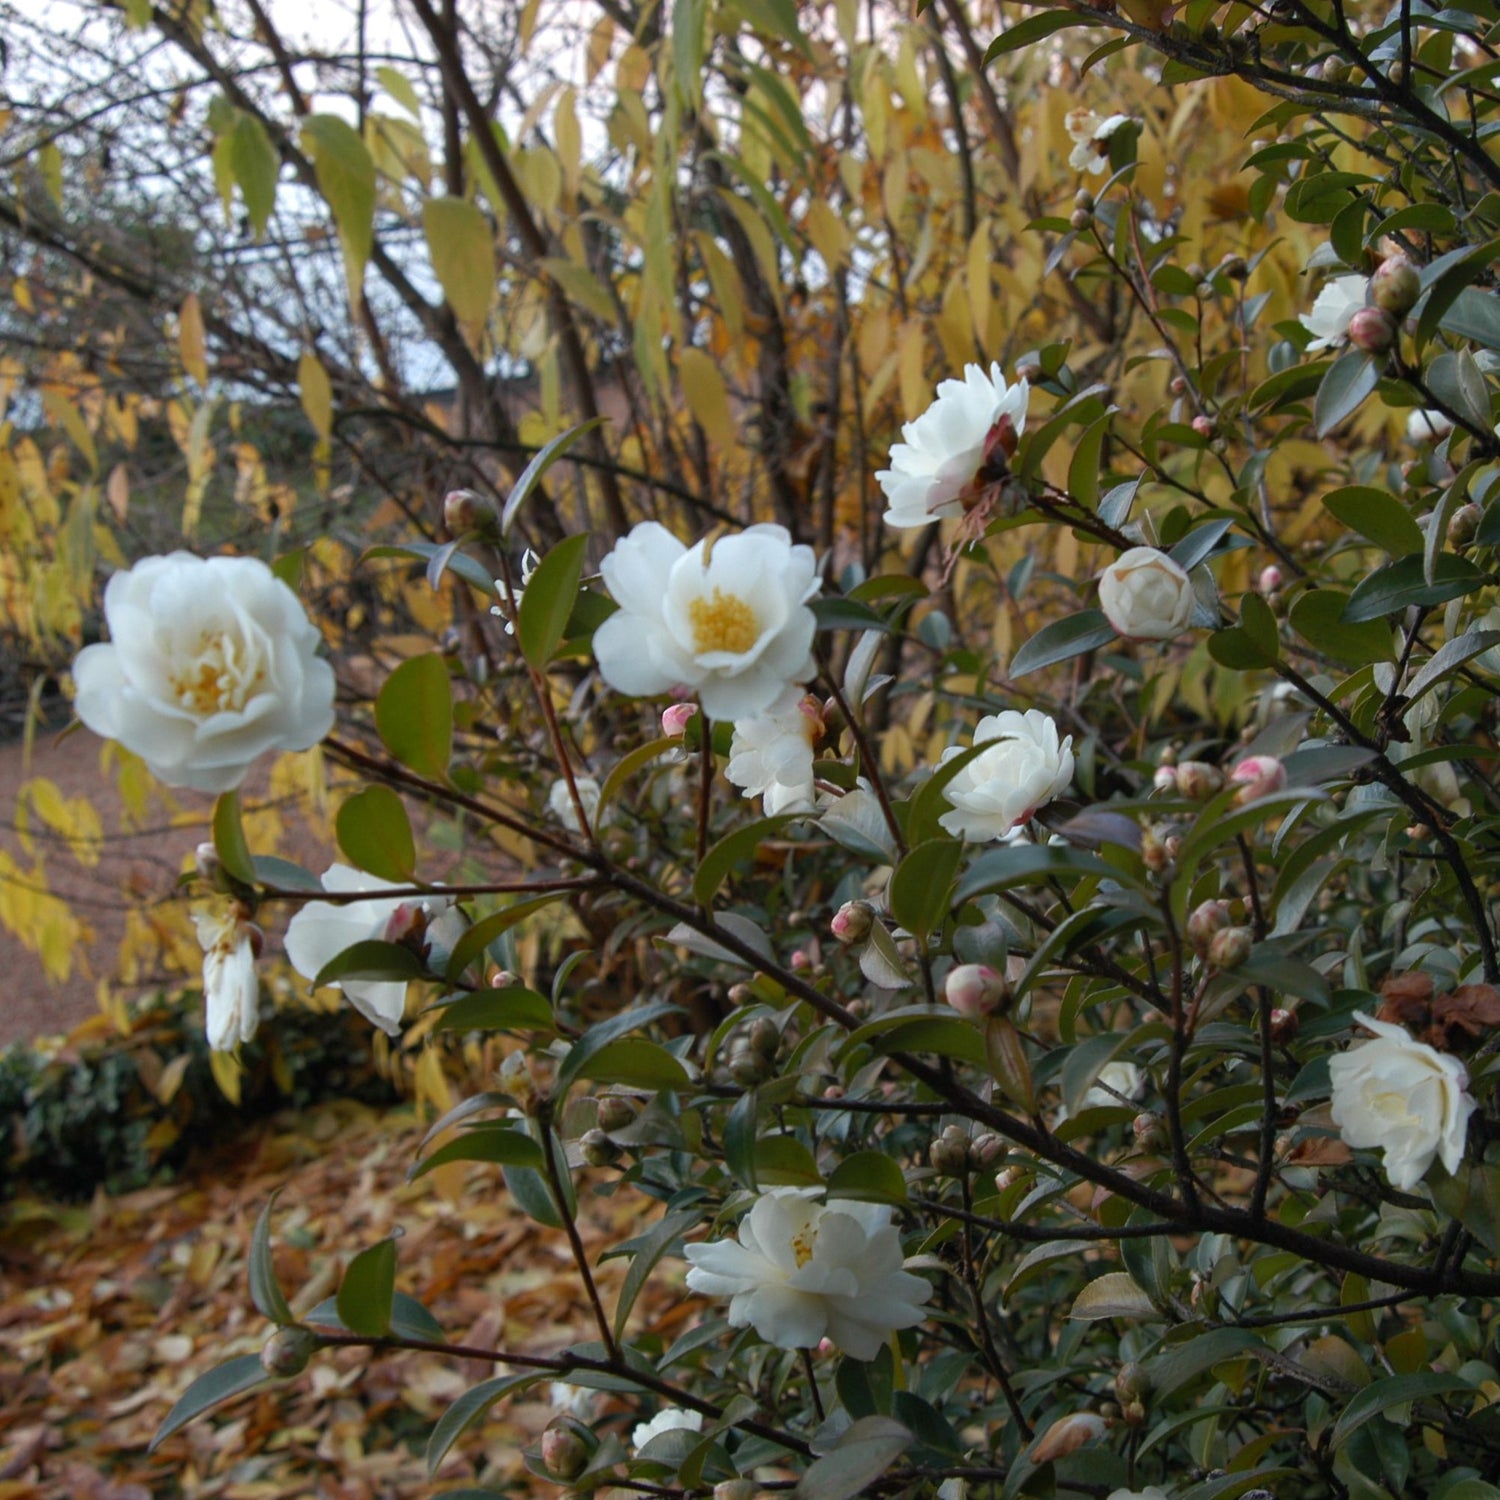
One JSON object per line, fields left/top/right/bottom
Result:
{"left": 679, "top": 347, "right": 735, "bottom": 449}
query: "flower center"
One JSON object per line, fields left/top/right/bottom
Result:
{"left": 1370, "top": 1088, "right": 1421, "bottom": 1128}
{"left": 688, "top": 588, "right": 759, "bottom": 656}
{"left": 170, "top": 631, "right": 262, "bottom": 716}
{"left": 790, "top": 1222, "right": 818, "bottom": 1268}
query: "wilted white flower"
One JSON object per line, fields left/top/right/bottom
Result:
{"left": 683, "top": 1187, "right": 931, "bottom": 1359}
{"left": 1406, "top": 409, "right": 1455, "bottom": 444}
{"left": 72, "top": 552, "right": 335, "bottom": 792}
{"left": 548, "top": 775, "right": 602, "bottom": 833}
{"left": 725, "top": 687, "right": 821, "bottom": 815}
{"left": 194, "top": 905, "right": 260, "bottom": 1051}
{"left": 938, "top": 710, "right": 1074, "bottom": 841}
{"left": 876, "top": 363, "right": 1030, "bottom": 528}
{"left": 1065, "top": 108, "right": 1133, "bottom": 173}
{"left": 1098, "top": 547, "right": 1196, "bottom": 640}
{"left": 491, "top": 548, "right": 541, "bottom": 635}
{"left": 1300, "top": 274, "right": 1367, "bottom": 352}
{"left": 593, "top": 522, "right": 819, "bottom": 722}
{"left": 1030, "top": 1411, "right": 1109, "bottom": 1463}
{"left": 284, "top": 863, "right": 457, "bottom": 1035}
{"left": 631, "top": 1408, "right": 704, "bottom": 1450}
{"left": 1329, "top": 1011, "right": 1475, "bottom": 1190}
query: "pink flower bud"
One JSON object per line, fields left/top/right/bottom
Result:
{"left": 1230, "top": 754, "right": 1287, "bottom": 804}
{"left": 1186, "top": 899, "right": 1231, "bottom": 956}
{"left": 830, "top": 899, "right": 874, "bottom": 943}
{"left": 1175, "top": 760, "right": 1225, "bottom": 800}
{"left": 1152, "top": 765, "right": 1178, "bottom": 792}
{"left": 1258, "top": 565, "right": 1283, "bottom": 593}
{"left": 791, "top": 949, "right": 811, "bottom": 971}
{"left": 1208, "top": 926, "right": 1253, "bottom": 970}
{"left": 944, "top": 963, "right": 1010, "bottom": 1017}
{"left": 443, "top": 488, "right": 494, "bottom": 536}
{"left": 1191, "top": 415, "right": 1216, "bottom": 439}
{"left": 661, "top": 702, "right": 696, "bottom": 738}
{"left": 1348, "top": 305, "right": 1397, "bottom": 353}
{"left": 541, "top": 1418, "right": 594, "bottom": 1480}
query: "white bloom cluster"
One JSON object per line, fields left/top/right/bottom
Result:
{"left": 876, "top": 363, "right": 1029, "bottom": 528}
{"left": 725, "top": 687, "right": 821, "bottom": 815}
{"left": 73, "top": 552, "right": 335, "bottom": 792}
{"left": 631, "top": 1407, "right": 704, "bottom": 1450}
{"left": 684, "top": 1188, "right": 931, "bottom": 1359}
{"left": 938, "top": 710, "right": 1074, "bottom": 841}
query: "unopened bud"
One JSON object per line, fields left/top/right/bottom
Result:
{"left": 261, "top": 1325, "right": 319, "bottom": 1379}
{"left": 1186, "top": 899, "right": 1231, "bottom": 956}
{"left": 1170, "top": 376, "right": 1188, "bottom": 395}
{"left": 1191, "top": 414, "right": 1216, "bottom": 439}
{"left": 1207, "top": 926, "right": 1253, "bottom": 970}
{"left": 1074, "top": 188, "right": 1095, "bottom": 211}
{"left": 1229, "top": 754, "right": 1287, "bottom": 804}
{"left": 714, "top": 1483, "right": 758, "bottom": 1500}
{"left": 932, "top": 1125, "right": 971, "bottom": 1177}
{"left": 1449, "top": 503, "right": 1482, "bottom": 549}
{"left": 830, "top": 899, "right": 875, "bottom": 944}
{"left": 727, "top": 1041, "right": 770, "bottom": 1086}
{"left": 1115, "top": 1361, "right": 1150, "bottom": 1403}
{"left": 969, "top": 1131, "right": 1005, "bottom": 1169}
{"left": 1132, "top": 1112, "right": 1168, "bottom": 1150}
{"left": 541, "top": 1417, "right": 595, "bottom": 1480}
{"left": 1218, "top": 254, "right": 1247, "bottom": 280}
{"left": 945, "top": 963, "right": 1010, "bottom": 1017}
{"left": 1141, "top": 827, "right": 1172, "bottom": 873}
{"left": 443, "top": 488, "right": 493, "bottom": 536}
{"left": 1269, "top": 1007, "right": 1299, "bottom": 1045}
{"left": 1322, "top": 55, "right": 1349, "bottom": 81}
{"left": 1152, "top": 765, "right": 1178, "bottom": 792}
{"left": 596, "top": 1096, "right": 639, "bottom": 1133}
{"left": 661, "top": 702, "right": 696, "bottom": 738}
{"left": 790, "top": 949, "right": 811, "bottom": 971}
{"left": 1257, "top": 564, "right": 1283, "bottom": 593}
{"left": 1370, "top": 256, "right": 1421, "bottom": 318}
{"left": 1122, "top": 1399, "right": 1147, "bottom": 1426}
{"left": 580, "top": 1128, "right": 620, "bottom": 1167}
{"left": 749, "top": 1017, "right": 780, "bottom": 1058}
{"left": 194, "top": 841, "right": 225, "bottom": 886}
{"left": 1176, "top": 760, "right": 1225, "bottom": 799}
{"left": 1348, "top": 305, "right": 1397, "bottom": 353}
{"left": 1070, "top": 207, "right": 1094, "bottom": 231}
{"left": 994, "top": 1165, "right": 1026, "bottom": 1193}
{"left": 727, "top": 983, "right": 753, "bottom": 1007}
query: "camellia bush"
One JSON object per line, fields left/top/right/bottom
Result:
{"left": 10, "top": 0, "right": 1500, "bottom": 1496}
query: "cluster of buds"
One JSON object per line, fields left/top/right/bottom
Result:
{"left": 830, "top": 899, "right": 875, "bottom": 944}
{"left": 1175, "top": 761, "right": 1225, "bottom": 800}
{"left": 931, "top": 1124, "right": 1005, "bottom": 1177}
{"left": 1186, "top": 899, "right": 1231, "bottom": 955}
{"left": 943, "top": 963, "right": 1012, "bottom": 1017}
{"left": 726, "top": 1017, "right": 781, "bottom": 1086}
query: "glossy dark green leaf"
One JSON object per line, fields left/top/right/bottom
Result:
{"left": 1330, "top": 1371, "right": 1473, "bottom": 1450}
{"left": 555, "top": 1000, "right": 684, "bottom": 1096}
{"left": 148, "top": 1354, "right": 268, "bottom": 1453}
{"left": 608, "top": 1208, "right": 700, "bottom": 1340}
{"left": 955, "top": 843, "right": 1122, "bottom": 903}
{"left": 1341, "top": 554, "right": 1485, "bottom": 622}
{"left": 443, "top": 897, "right": 565, "bottom": 982}
{"left": 1322, "top": 486, "right": 1424, "bottom": 557}
{"left": 1426, "top": 350, "right": 1494, "bottom": 432}
{"left": 518, "top": 533, "right": 590, "bottom": 667}
{"left": 337, "top": 1237, "right": 397, "bottom": 1338}
{"left": 376, "top": 654, "right": 453, "bottom": 780}
{"left": 1288, "top": 590, "right": 1394, "bottom": 664}
{"left": 430, "top": 984, "right": 555, "bottom": 1034}
{"left": 427, "top": 1373, "right": 545, "bottom": 1474}
{"left": 249, "top": 1192, "right": 294, "bottom": 1326}
{"left": 571, "top": 1037, "right": 691, "bottom": 1090}
{"left": 826, "top": 1150, "right": 910, "bottom": 1205}
{"left": 1314, "top": 347, "right": 1378, "bottom": 437}
{"left": 694, "top": 815, "right": 798, "bottom": 906}
{"left": 887, "top": 837, "right": 963, "bottom": 942}
{"left": 212, "top": 791, "right": 255, "bottom": 886}
{"left": 1009, "top": 609, "right": 1117, "bottom": 678}
{"left": 313, "top": 938, "right": 426, "bottom": 988}
{"left": 409, "top": 1124, "right": 545, "bottom": 1180}
{"left": 250, "top": 855, "right": 324, "bottom": 894}
{"left": 794, "top": 1415, "right": 912, "bottom": 1500}
{"left": 500, "top": 418, "right": 604, "bottom": 535}
{"left": 336, "top": 785, "right": 415, "bottom": 882}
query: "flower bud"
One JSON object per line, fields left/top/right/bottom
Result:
{"left": 749, "top": 1017, "right": 780, "bottom": 1059}
{"left": 596, "top": 1096, "right": 638, "bottom": 1133}
{"left": 944, "top": 963, "right": 1010, "bottom": 1017}
{"left": 1218, "top": 254, "right": 1248, "bottom": 280}
{"left": 1029, "top": 1411, "right": 1108, "bottom": 1463}
{"left": 1269, "top": 1007, "right": 1299, "bottom": 1045}
{"left": 994, "top": 1165, "right": 1027, "bottom": 1193}
{"left": 1070, "top": 207, "right": 1094, "bottom": 231}
{"left": 1207, "top": 925, "right": 1253, "bottom": 970}
{"left": 791, "top": 949, "right": 811, "bottom": 971}
{"left": 1141, "top": 826, "right": 1172, "bottom": 873}
{"left": 1348, "top": 305, "right": 1397, "bottom": 353}
{"left": 580, "top": 1128, "right": 620, "bottom": 1167}
{"left": 1132, "top": 1112, "right": 1167, "bottom": 1150}
{"left": 1229, "top": 754, "right": 1287, "bottom": 804}
{"left": 541, "top": 1417, "right": 595, "bottom": 1480}
{"left": 1257, "top": 564, "right": 1283, "bottom": 593}
{"left": 1449, "top": 503, "right": 1482, "bottom": 549}
{"left": 661, "top": 702, "right": 696, "bottom": 738}
{"left": 1074, "top": 188, "right": 1095, "bottom": 211}
{"left": 261, "top": 1325, "right": 319, "bottom": 1379}
{"left": 194, "top": 841, "right": 225, "bottom": 886}
{"left": 1115, "top": 1361, "right": 1150, "bottom": 1403}
{"left": 830, "top": 900, "right": 875, "bottom": 944}
{"left": 1370, "top": 255, "right": 1421, "bottom": 318}
{"left": 727, "top": 1040, "right": 770, "bottom": 1087}
{"left": 1176, "top": 760, "right": 1225, "bottom": 799}
{"left": 727, "top": 983, "right": 753, "bottom": 1006}
{"left": 969, "top": 1131, "right": 1005, "bottom": 1169}
{"left": 1186, "top": 899, "right": 1231, "bottom": 955}
{"left": 932, "top": 1124, "right": 971, "bottom": 1177}
{"left": 1152, "top": 765, "right": 1178, "bottom": 792}
{"left": 443, "top": 488, "right": 494, "bottom": 536}
{"left": 1191, "top": 415, "right": 1216, "bottom": 439}
{"left": 714, "top": 1483, "right": 758, "bottom": 1500}
{"left": 1122, "top": 1399, "right": 1147, "bottom": 1426}
{"left": 1170, "top": 375, "right": 1188, "bottom": 395}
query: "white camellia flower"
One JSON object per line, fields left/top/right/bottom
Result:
{"left": 284, "top": 864, "right": 457, "bottom": 1035}
{"left": 631, "top": 1408, "right": 704, "bottom": 1450}
{"left": 1098, "top": 547, "right": 1196, "bottom": 640}
{"left": 684, "top": 1187, "right": 931, "bottom": 1359}
{"left": 593, "top": 522, "right": 819, "bottom": 722}
{"left": 1300, "top": 274, "right": 1367, "bottom": 352}
{"left": 547, "top": 775, "right": 602, "bottom": 833}
{"left": 938, "top": 710, "right": 1074, "bottom": 841}
{"left": 876, "top": 363, "right": 1030, "bottom": 528}
{"left": 1406, "top": 408, "right": 1455, "bottom": 444}
{"left": 193, "top": 905, "right": 260, "bottom": 1051}
{"left": 72, "top": 552, "right": 335, "bottom": 792}
{"left": 1065, "top": 108, "right": 1134, "bottom": 173}
{"left": 1329, "top": 1011, "right": 1475, "bottom": 1191}
{"left": 725, "top": 687, "right": 821, "bottom": 815}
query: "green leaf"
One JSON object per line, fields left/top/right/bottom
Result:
{"left": 410, "top": 1124, "right": 545, "bottom": 1180}
{"left": 1147, "top": 1327, "right": 1263, "bottom": 1397}
{"left": 887, "top": 837, "right": 963, "bottom": 942}
{"left": 1238, "top": 589, "right": 1280, "bottom": 660}
{"left": 250, "top": 855, "right": 324, "bottom": 894}
{"left": 1322, "top": 485, "right": 1425, "bottom": 557}
{"left": 1330, "top": 1371, "right": 1473, "bottom": 1450}
{"left": 518, "top": 533, "right": 590, "bottom": 667}
{"left": 230, "top": 114, "right": 279, "bottom": 239}
{"left": 794, "top": 1415, "right": 912, "bottom": 1500}
{"left": 1009, "top": 610, "right": 1117, "bottom": 677}
{"left": 501, "top": 419, "right": 605, "bottom": 535}
{"left": 1430, "top": 1165, "right": 1500, "bottom": 1254}
{"left": 1441, "top": 286, "right": 1500, "bottom": 351}
{"left": 423, "top": 197, "right": 495, "bottom": 328}
{"left": 695, "top": 815, "right": 798, "bottom": 907}
{"left": 337, "top": 1238, "right": 398, "bottom": 1338}
{"left": 984, "top": 9, "right": 1087, "bottom": 59}
{"left": 955, "top": 844, "right": 1121, "bottom": 903}
{"left": 427, "top": 1373, "right": 544, "bottom": 1474}
{"left": 1416, "top": 238, "right": 1500, "bottom": 349}
{"left": 301, "top": 114, "right": 375, "bottom": 297}
{"left": 1208, "top": 625, "right": 1276, "bottom": 670}
{"left": 555, "top": 1000, "right": 684, "bottom": 1096}
{"left": 1169, "top": 517, "right": 1234, "bottom": 572}
{"left": 336, "top": 785, "right": 415, "bottom": 882}
{"left": 1406, "top": 631, "right": 1500, "bottom": 705}
{"left": 148, "top": 1354, "right": 268, "bottom": 1452}
{"left": 249, "top": 1193, "right": 294, "bottom": 1326}
{"left": 430, "top": 984, "right": 555, "bottom": 1034}
{"left": 376, "top": 654, "right": 453, "bottom": 780}
{"left": 376, "top": 65, "right": 422, "bottom": 117}
{"left": 756, "top": 1134, "right": 823, "bottom": 1185}
{"left": 826, "top": 1151, "right": 909, "bottom": 1205}
{"left": 212, "top": 791, "right": 255, "bottom": 886}
{"left": 609, "top": 1208, "right": 700, "bottom": 1340}
{"left": 443, "top": 897, "right": 565, "bottom": 982}
{"left": 1427, "top": 350, "right": 1494, "bottom": 432}
{"left": 1314, "top": 347, "right": 1378, "bottom": 436}
{"left": 313, "top": 939, "right": 426, "bottom": 988}
{"left": 571, "top": 1037, "right": 691, "bottom": 1090}
{"left": 1288, "top": 590, "right": 1393, "bottom": 665}
{"left": 1341, "top": 554, "right": 1486, "bottom": 622}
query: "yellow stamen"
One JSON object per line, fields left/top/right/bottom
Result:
{"left": 688, "top": 588, "right": 759, "bottom": 655}
{"left": 169, "top": 631, "right": 262, "bottom": 715}
{"left": 791, "top": 1223, "right": 818, "bottom": 1268}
